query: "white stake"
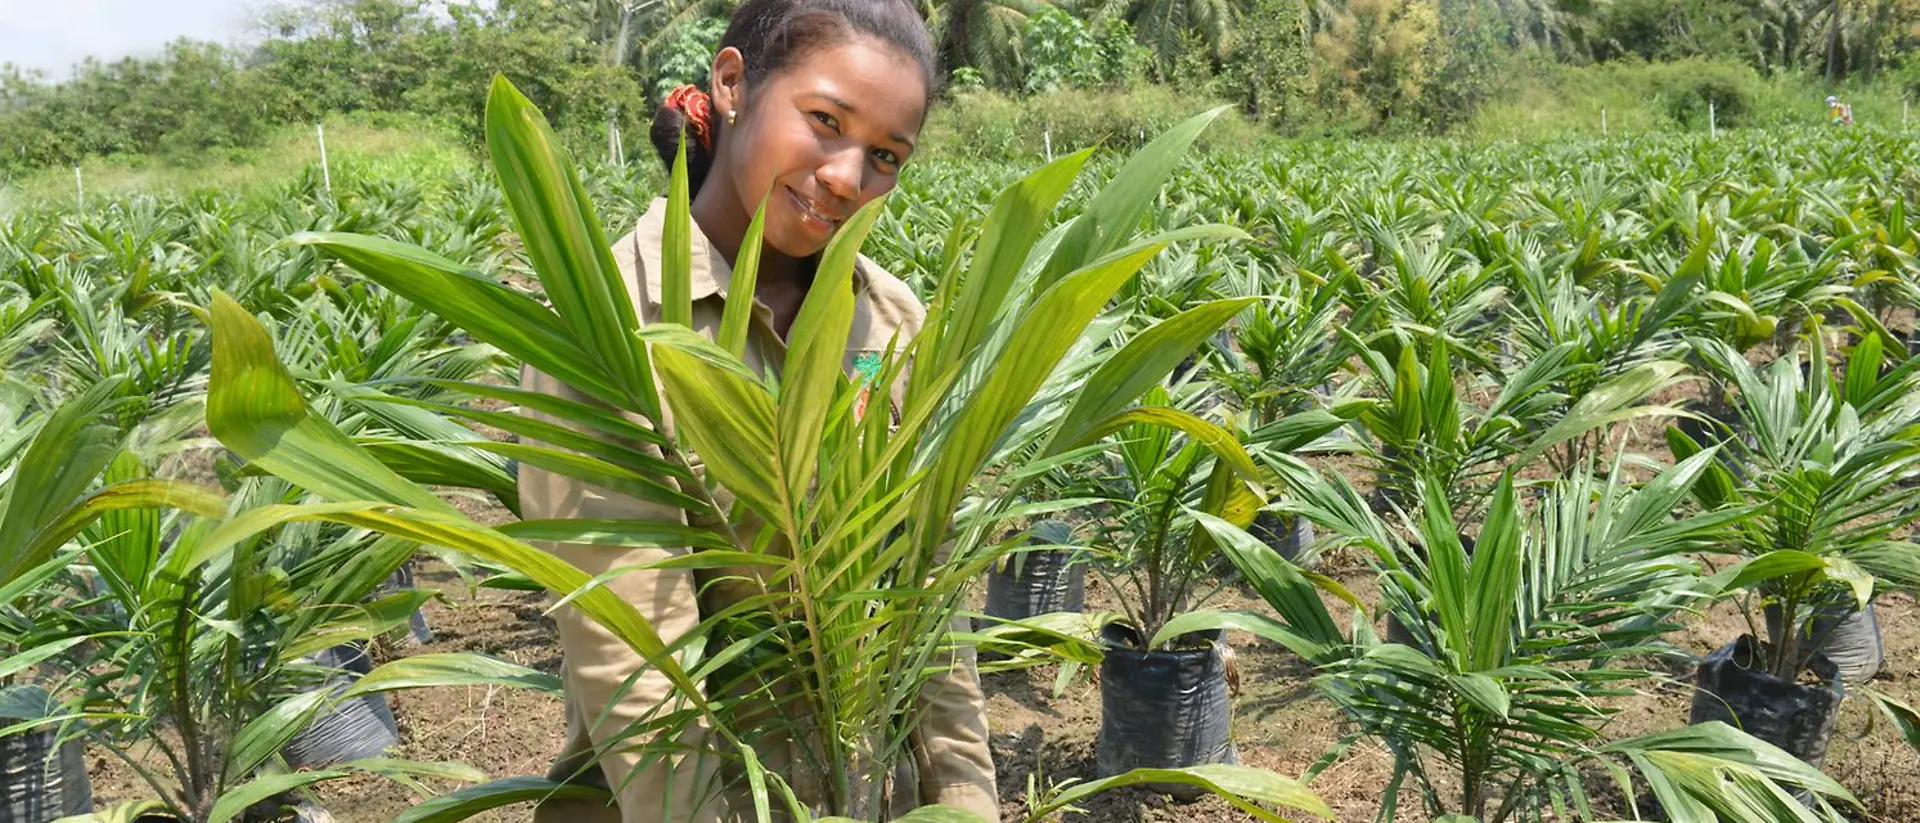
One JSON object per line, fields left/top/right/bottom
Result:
{"left": 317, "top": 122, "right": 332, "bottom": 193}
{"left": 73, "top": 165, "right": 83, "bottom": 211}
{"left": 1044, "top": 127, "right": 1052, "bottom": 162}
{"left": 1709, "top": 102, "right": 1716, "bottom": 139}
{"left": 1601, "top": 107, "right": 1607, "bottom": 136}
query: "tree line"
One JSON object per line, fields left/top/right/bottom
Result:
{"left": 2, "top": 0, "right": 1916, "bottom": 173}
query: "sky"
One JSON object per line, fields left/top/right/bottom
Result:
{"left": 0, "top": 0, "right": 253, "bottom": 79}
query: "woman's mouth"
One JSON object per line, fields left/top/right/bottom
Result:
{"left": 787, "top": 186, "right": 842, "bottom": 234}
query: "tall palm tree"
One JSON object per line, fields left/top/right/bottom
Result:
{"left": 934, "top": 0, "right": 1047, "bottom": 88}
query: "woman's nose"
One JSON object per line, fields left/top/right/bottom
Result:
{"left": 816, "top": 146, "right": 863, "bottom": 202}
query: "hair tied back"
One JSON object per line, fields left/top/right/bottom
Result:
{"left": 664, "top": 85, "right": 716, "bottom": 151}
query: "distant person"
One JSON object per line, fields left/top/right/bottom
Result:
{"left": 1828, "top": 95, "right": 1854, "bottom": 126}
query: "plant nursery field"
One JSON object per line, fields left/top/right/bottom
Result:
{"left": 7, "top": 111, "right": 1920, "bottom": 823}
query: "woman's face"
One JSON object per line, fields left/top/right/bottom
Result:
{"left": 714, "top": 37, "right": 927, "bottom": 258}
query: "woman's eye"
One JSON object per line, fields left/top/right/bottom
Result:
{"left": 872, "top": 149, "right": 901, "bottom": 169}
{"left": 811, "top": 111, "right": 839, "bottom": 131}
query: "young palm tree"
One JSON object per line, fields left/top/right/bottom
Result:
{"left": 1181, "top": 456, "right": 1861, "bottom": 822}
{"left": 198, "top": 77, "right": 1331, "bottom": 821}
{"left": 1675, "top": 332, "right": 1920, "bottom": 681}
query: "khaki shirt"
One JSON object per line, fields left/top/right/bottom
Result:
{"left": 519, "top": 199, "right": 998, "bottom": 822}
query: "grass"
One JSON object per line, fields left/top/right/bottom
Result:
{"left": 1, "top": 112, "right": 478, "bottom": 206}
{"left": 1467, "top": 58, "right": 1918, "bottom": 141}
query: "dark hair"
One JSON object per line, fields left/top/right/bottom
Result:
{"left": 650, "top": 0, "right": 937, "bottom": 194}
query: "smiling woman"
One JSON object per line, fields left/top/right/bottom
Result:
{"left": 520, "top": 1, "right": 996, "bottom": 822}
{"left": 648, "top": 0, "right": 936, "bottom": 333}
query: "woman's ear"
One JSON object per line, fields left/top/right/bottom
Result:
{"left": 710, "top": 47, "right": 748, "bottom": 125}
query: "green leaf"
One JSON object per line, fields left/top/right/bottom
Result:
{"left": 1068, "top": 406, "right": 1263, "bottom": 489}
{"left": 225, "top": 690, "right": 331, "bottom": 781}
{"left": 1040, "top": 107, "right": 1226, "bottom": 285}
{"left": 188, "top": 501, "right": 704, "bottom": 712}
{"left": 1190, "top": 510, "right": 1348, "bottom": 662}
{"left": 1462, "top": 473, "right": 1522, "bottom": 672}
{"left": 1417, "top": 474, "right": 1471, "bottom": 668}
{"left": 938, "top": 148, "right": 1094, "bottom": 374}
{"left": 1154, "top": 610, "right": 1328, "bottom": 663}
{"left": 341, "top": 652, "right": 564, "bottom": 699}
{"left": 652, "top": 344, "right": 786, "bottom": 529}
{"left": 1027, "top": 763, "right": 1331, "bottom": 822}
{"left": 1245, "top": 405, "right": 1371, "bottom": 452}
{"left": 0, "top": 637, "right": 86, "bottom": 680}
{"left": 52, "top": 800, "right": 173, "bottom": 823}
{"left": 497, "top": 519, "right": 731, "bottom": 551}
{"left": 1047, "top": 297, "right": 1258, "bottom": 457}
{"left": 1864, "top": 688, "right": 1920, "bottom": 753}
{"left": 1664, "top": 426, "right": 1739, "bottom": 509}
{"left": 11, "top": 480, "right": 225, "bottom": 590}
{"left": 917, "top": 243, "right": 1168, "bottom": 543}
{"left": 282, "top": 588, "right": 439, "bottom": 661}
{"left": 209, "top": 770, "right": 350, "bottom": 823}
{"left": 1446, "top": 673, "right": 1510, "bottom": 719}
{"left": 391, "top": 777, "right": 612, "bottom": 823}
{"left": 1705, "top": 550, "right": 1830, "bottom": 597}
{"left": 1605, "top": 721, "right": 1856, "bottom": 806}
{"left": 206, "top": 292, "right": 455, "bottom": 515}
{"left": 1514, "top": 360, "right": 1689, "bottom": 467}
{"left": 485, "top": 75, "right": 655, "bottom": 417}
{"left": 337, "top": 757, "right": 488, "bottom": 785}
{"left": 1844, "top": 332, "right": 1883, "bottom": 408}
{"left": 284, "top": 232, "right": 623, "bottom": 407}
{"left": 661, "top": 130, "right": 694, "bottom": 327}
{"left": 718, "top": 193, "right": 770, "bottom": 357}
{"left": 399, "top": 378, "right": 665, "bottom": 447}
{"left": 0, "top": 378, "right": 128, "bottom": 584}
{"left": 777, "top": 195, "right": 887, "bottom": 508}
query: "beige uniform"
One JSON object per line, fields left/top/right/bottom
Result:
{"left": 519, "top": 198, "right": 999, "bottom": 822}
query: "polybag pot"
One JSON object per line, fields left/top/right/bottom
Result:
{"left": 1689, "top": 635, "right": 1843, "bottom": 769}
{"left": 1764, "top": 602, "right": 1883, "bottom": 686}
{"left": 281, "top": 643, "right": 400, "bottom": 769}
{"left": 384, "top": 560, "right": 434, "bottom": 645}
{"left": 984, "top": 548, "right": 1085, "bottom": 623}
{"left": 1095, "top": 623, "right": 1237, "bottom": 799}
{"left": 1249, "top": 511, "right": 1316, "bottom": 567}
{"left": 0, "top": 687, "right": 92, "bottom": 823}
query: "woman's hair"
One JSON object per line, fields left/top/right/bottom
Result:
{"left": 649, "top": 0, "right": 937, "bottom": 194}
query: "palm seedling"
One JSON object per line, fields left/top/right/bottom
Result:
{"left": 1345, "top": 334, "right": 1677, "bottom": 521}
{"left": 1499, "top": 228, "right": 1700, "bottom": 473}
{"left": 2, "top": 382, "right": 508, "bottom": 823}
{"left": 197, "top": 77, "right": 1333, "bottom": 821}
{"left": 1187, "top": 454, "right": 1862, "bottom": 822}
{"left": 1672, "top": 331, "right": 1920, "bottom": 765}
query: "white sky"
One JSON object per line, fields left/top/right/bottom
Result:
{"left": 0, "top": 0, "right": 253, "bottom": 79}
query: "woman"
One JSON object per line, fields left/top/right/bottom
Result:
{"left": 519, "top": 0, "right": 999, "bottom": 820}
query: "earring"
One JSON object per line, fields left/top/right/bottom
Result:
{"left": 726, "top": 109, "right": 737, "bottom": 127}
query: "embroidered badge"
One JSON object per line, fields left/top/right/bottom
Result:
{"left": 852, "top": 352, "right": 884, "bottom": 422}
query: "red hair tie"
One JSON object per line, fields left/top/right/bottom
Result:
{"left": 665, "top": 85, "right": 715, "bottom": 151}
